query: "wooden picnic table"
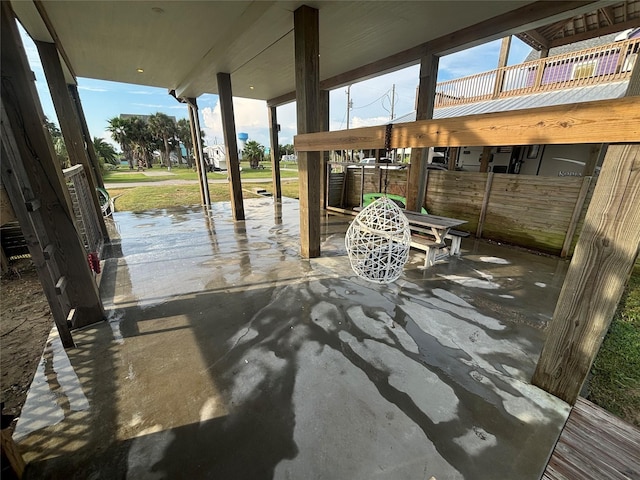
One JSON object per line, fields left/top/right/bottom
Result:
{"left": 403, "top": 211, "right": 467, "bottom": 245}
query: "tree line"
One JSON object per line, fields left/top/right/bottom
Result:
{"left": 107, "top": 113, "right": 201, "bottom": 170}
{"left": 45, "top": 111, "right": 297, "bottom": 173}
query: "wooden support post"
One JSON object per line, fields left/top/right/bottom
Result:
{"left": 187, "top": 103, "right": 205, "bottom": 206}
{"left": 36, "top": 41, "right": 108, "bottom": 239}
{"left": 533, "top": 62, "right": 640, "bottom": 404}
{"left": 492, "top": 36, "right": 511, "bottom": 98}
{"left": 560, "top": 176, "right": 592, "bottom": 258}
{"left": 268, "top": 106, "right": 282, "bottom": 200}
{"left": 479, "top": 146, "right": 492, "bottom": 173}
{"left": 68, "top": 84, "right": 104, "bottom": 189}
{"left": 585, "top": 144, "right": 608, "bottom": 177}
{"left": 2, "top": 4, "right": 104, "bottom": 337}
{"left": 216, "top": 72, "right": 244, "bottom": 220}
{"left": 319, "top": 89, "right": 330, "bottom": 209}
{"left": 294, "top": 5, "right": 321, "bottom": 258}
{"left": 476, "top": 172, "right": 494, "bottom": 238}
{"left": 532, "top": 144, "right": 640, "bottom": 403}
{"left": 187, "top": 99, "right": 210, "bottom": 207}
{"left": 1, "top": 428, "right": 26, "bottom": 479}
{"left": 0, "top": 130, "right": 75, "bottom": 346}
{"left": 406, "top": 53, "right": 438, "bottom": 212}
{"left": 448, "top": 147, "right": 459, "bottom": 171}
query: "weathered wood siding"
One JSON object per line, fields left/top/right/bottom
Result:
{"left": 482, "top": 175, "right": 583, "bottom": 254}
{"left": 425, "top": 171, "right": 485, "bottom": 233}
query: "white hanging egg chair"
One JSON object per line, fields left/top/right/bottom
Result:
{"left": 345, "top": 196, "right": 411, "bottom": 284}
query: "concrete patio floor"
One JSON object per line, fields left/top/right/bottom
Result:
{"left": 15, "top": 198, "right": 572, "bottom": 479}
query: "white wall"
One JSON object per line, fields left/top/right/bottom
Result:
{"left": 456, "top": 143, "right": 598, "bottom": 177}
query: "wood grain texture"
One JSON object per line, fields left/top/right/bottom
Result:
{"left": 294, "top": 5, "right": 320, "bottom": 258}
{"left": 2, "top": 3, "right": 103, "bottom": 333}
{"left": 407, "top": 53, "right": 438, "bottom": 212}
{"left": 532, "top": 144, "right": 640, "bottom": 403}
{"left": 268, "top": 106, "right": 282, "bottom": 200}
{"left": 37, "top": 40, "right": 108, "bottom": 238}
{"left": 69, "top": 84, "right": 104, "bottom": 189}
{"left": 217, "top": 72, "right": 245, "bottom": 220}
{"left": 295, "top": 97, "right": 640, "bottom": 151}
{"left": 542, "top": 397, "right": 640, "bottom": 480}
{"left": 187, "top": 102, "right": 206, "bottom": 206}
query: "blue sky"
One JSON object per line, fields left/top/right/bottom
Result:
{"left": 21, "top": 26, "right": 531, "bottom": 151}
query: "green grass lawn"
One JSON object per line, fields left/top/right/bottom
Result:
{"left": 108, "top": 181, "right": 300, "bottom": 212}
{"left": 104, "top": 163, "right": 297, "bottom": 183}
{"left": 588, "top": 261, "right": 640, "bottom": 427}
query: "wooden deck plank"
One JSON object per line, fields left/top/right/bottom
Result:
{"left": 542, "top": 397, "right": 640, "bottom": 480}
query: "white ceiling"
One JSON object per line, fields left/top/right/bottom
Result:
{"left": 12, "top": 1, "right": 604, "bottom": 102}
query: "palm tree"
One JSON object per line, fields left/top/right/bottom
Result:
{"left": 148, "top": 113, "right": 177, "bottom": 170}
{"left": 107, "top": 117, "right": 134, "bottom": 169}
{"left": 44, "top": 117, "right": 69, "bottom": 169}
{"left": 93, "top": 137, "right": 118, "bottom": 165}
{"left": 243, "top": 140, "right": 265, "bottom": 169}
{"left": 128, "top": 116, "right": 153, "bottom": 170}
{"left": 176, "top": 118, "right": 193, "bottom": 168}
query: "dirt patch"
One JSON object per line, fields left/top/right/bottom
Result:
{"left": 1, "top": 260, "right": 53, "bottom": 433}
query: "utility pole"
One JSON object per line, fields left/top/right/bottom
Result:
{"left": 390, "top": 84, "right": 396, "bottom": 121}
{"left": 346, "top": 85, "right": 352, "bottom": 129}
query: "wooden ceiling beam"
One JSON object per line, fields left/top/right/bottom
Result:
{"left": 520, "top": 28, "right": 550, "bottom": 50}
{"left": 548, "top": 17, "right": 640, "bottom": 48}
{"left": 601, "top": 6, "right": 616, "bottom": 25}
{"left": 268, "top": 1, "right": 599, "bottom": 106}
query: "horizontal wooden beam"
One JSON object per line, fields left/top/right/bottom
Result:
{"left": 294, "top": 96, "right": 640, "bottom": 151}
{"left": 268, "top": 1, "right": 598, "bottom": 106}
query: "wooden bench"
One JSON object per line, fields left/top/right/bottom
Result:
{"left": 409, "top": 236, "right": 447, "bottom": 268}
{"left": 408, "top": 225, "right": 470, "bottom": 256}
{"left": 445, "top": 229, "right": 470, "bottom": 256}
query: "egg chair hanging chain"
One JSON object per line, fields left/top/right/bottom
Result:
{"left": 383, "top": 123, "right": 393, "bottom": 195}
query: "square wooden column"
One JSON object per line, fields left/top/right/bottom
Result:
{"left": 36, "top": 41, "right": 108, "bottom": 239}
{"left": 406, "top": 53, "right": 438, "bottom": 212}
{"left": 294, "top": 5, "right": 321, "bottom": 258}
{"left": 268, "top": 106, "right": 282, "bottom": 200}
{"left": 187, "top": 98, "right": 210, "bottom": 206}
{"left": 216, "top": 72, "right": 245, "bottom": 221}
{"left": 2, "top": 4, "right": 104, "bottom": 344}
{"left": 68, "top": 84, "right": 105, "bottom": 189}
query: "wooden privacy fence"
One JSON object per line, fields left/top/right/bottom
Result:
{"left": 330, "top": 167, "right": 596, "bottom": 257}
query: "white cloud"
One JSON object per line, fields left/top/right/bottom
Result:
{"left": 351, "top": 116, "right": 391, "bottom": 128}
{"left": 78, "top": 86, "right": 108, "bottom": 92}
{"left": 201, "top": 97, "right": 269, "bottom": 146}
{"left": 132, "top": 103, "right": 165, "bottom": 108}
{"left": 98, "top": 131, "right": 121, "bottom": 151}
{"left": 128, "top": 90, "right": 155, "bottom": 95}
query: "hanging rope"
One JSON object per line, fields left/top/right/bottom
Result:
{"left": 383, "top": 124, "right": 392, "bottom": 195}
{"left": 345, "top": 196, "right": 410, "bottom": 284}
